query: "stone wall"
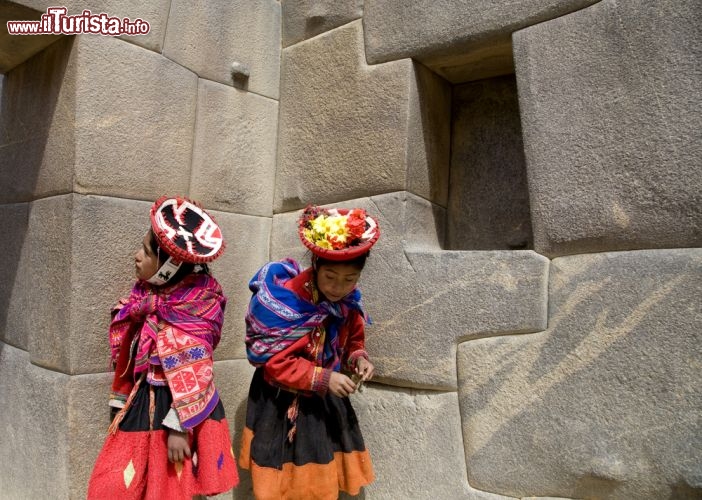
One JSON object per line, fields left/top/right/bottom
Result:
{"left": 0, "top": 1, "right": 700, "bottom": 499}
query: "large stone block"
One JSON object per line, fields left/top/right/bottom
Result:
{"left": 447, "top": 75, "right": 532, "bottom": 250}
{"left": 271, "top": 191, "right": 548, "bottom": 390}
{"left": 275, "top": 21, "right": 450, "bottom": 212}
{"left": 0, "top": 34, "right": 198, "bottom": 203}
{"left": 363, "top": 0, "right": 598, "bottom": 82}
{"left": 0, "top": 343, "right": 70, "bottom": 498}
{"left": 163, "top": 0, "right": 281, "bottom": 100}
{"left": 190, "top": 80, "right": 278, "bottom": 217}
{"left": 457, "top": 249, "right": 702, "bottom": 498}
{"left": 0, "top": 203, "right": 30, "bottom": 350}
{"left": 72, "top": 35, "right": 197, "bottom": 199}
{"left": 514, "top": 0, "right": 702, "bottom": 257}
{"left": 209, "top": 210, "right": 271, "bottom": 362}
{"left": 348, "top": 385, "right": 508, "bottom": 499}
{"left": 6, "top": 0, "right": 171, "bottom": 53}
{"left": 0, "top": 35, "right": 75, "bottom": 204}
{"left": 27, "top": 194, "right": 149, "bottom": 374}
{"left": 0, "top": 343, "right": 112, "bottom": 499}
{"left": 281, "top": 0, "right": 363, "bottom": 47}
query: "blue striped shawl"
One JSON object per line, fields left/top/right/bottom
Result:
{"left": 245, "top": 259, "right": 367, "bottom": 370}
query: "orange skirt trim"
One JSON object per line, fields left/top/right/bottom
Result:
{"left": 239, "top": 427, "right": 374, "bottom": 500}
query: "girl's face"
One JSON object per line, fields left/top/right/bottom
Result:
{"left": 134, "top": 232, "right": 160, "bottom": 281}
{"left": 315, "top": 262, "right": 361, "bottom": 302}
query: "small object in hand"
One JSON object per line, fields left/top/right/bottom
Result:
{"left": 351, "top": 373, "right": 364, "bottom": 393}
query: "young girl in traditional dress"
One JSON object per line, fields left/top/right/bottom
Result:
{"left": 88, "top": 196, "right": 239, "bottom": 500}
{"left": 239, "top": 205, "right": 379, "bottom": 499}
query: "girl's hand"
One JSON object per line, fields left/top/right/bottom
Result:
{"left": 167, "top": 430, "right": 191, "bottom": 463}
{"left": 355, "top": 358, "right": 375, "bottom": 382}
{"left": 329, "top": 372, "right": 357, "bottom": 398}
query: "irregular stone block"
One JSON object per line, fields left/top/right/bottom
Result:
{"left": 0, "top": 203, "right": 30, "bottom": 350}
{"left": 1, "top": 34, "right": 198, "bottom": 203}
{"left": 26, "top": 194, "right": 269, "bottom": 374}
{"left": 190, "top": 80, "right": 278, "bottom": 217}
{"left": 447, "top": 75, "right": 532, "bottom": 250}
{"left": 8, "top": 0, "right": 171, "bottom": 52}
{"left": 163, "top": 0, "right": 281, "bottom": 99}
{"left": 27, "top": 194, "right": 150, "bottom": 374}
{"left": 282, "top": 0, "right": 363, "bottom": 47}
{"left": 72, "top": 35, "right": 197, "bottom": 200}
{"left": 0, "top": 1, "right": 60, "bottom": 72}
{"left": 271, "top": 191, "right": 548, "bottom": 390}
{"left": 275, "top": 21, "right": 450, "bottom": 212}
{"left": 0, "top": 343, "right": 113, "bottom": 500}
{"left": 457, "top": 249, "right": 702, "bottom": 499}
{"left": 0, "top": 35, "right": 75, "bottom": 203}
{"left": 349, "top": 385, "right": 506, "bottom": 499}
{"left": 363, "top": 0, "right": 598, "bottom": 82}
{"left": 514, "top": 0, "right": 702, "bottom": 257}
{"left": 209, "top": 210, "right": 271, "bottom": 361}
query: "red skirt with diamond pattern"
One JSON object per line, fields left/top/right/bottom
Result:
{"left": 87, "top": 383, "right": 238, "bottom": 500}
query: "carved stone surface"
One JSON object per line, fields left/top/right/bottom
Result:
{"left": 457, "top": 249, "right": 702, "bottom": 499}
{"left": 350, "top": 385, "right": 510, "bottom": 499}
{"left": 275, "top": 21, "right": 450, "bottom": 212}
{"left": 0, "top": 202, "right": 30, "bottom": 350}
{"left": 281, "top": 0, "right": 363, "bottom": 47}
{"left": 0, "top": 35, "right": 75, "bottom": 203}
{"left": 363, "top": 0, "right": 599, "bottom": 82}
{"left": 190, "top": 80, "right": 278, "bottom": 217}
{"left": 163, "top": 0, "right": 281, "bottom": 99}
{"left": 271, "top": 191, "right": 548, "bottom": 390}
{"left": 515, "top": 0, "right": 702, "bottom": 257}
{"left": 0, "top": 343, "right": 112, "bottom": 499}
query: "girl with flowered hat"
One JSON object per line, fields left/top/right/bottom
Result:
{"left": 239, "top": 205, "right": 379, "bottom": 499}
{"left": 87, "top": 196, "right": 239, "bottom": 500}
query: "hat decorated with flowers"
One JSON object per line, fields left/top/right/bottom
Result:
{"left": 298, "top": 205, "right": 380, "bottom": 261}
{"left": 150, "top": 195, "right": 225, "bottom": 264}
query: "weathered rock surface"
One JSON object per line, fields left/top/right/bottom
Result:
{"left": 271, "top": 191, "right": 548, "bottom": 390}
{"left": 0, "top": 202, "right": 30, "bottom": 350}
{"left": 350, "top": 385, "right": 510, "bottom": 499}
{"left": 514, "top": 0, "right": 702, "bottom": 257}
{"left": 275, "top": 21, "right": 450, "bottom": 213}
{"left": 0, "top": 35, "right": 75, "bottom": 203}
{"left": 0, "top": 342, "right": 113, "bottom": 499}
{"left": 190, "top": 80, "right": 278, "bottom": 217}
{"left": 282, "top": 0, "right": 363, "bottom": 48}
{"left": 163, "top": 0, "right": 281, "bottom": 99}
{"left": 457, "top": 249, "right": 702, "bottom": 499}
{"left": 26, "top": 194, "right": 149, "bottom": 374}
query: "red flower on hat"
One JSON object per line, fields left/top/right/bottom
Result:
{"left": 346, "top": 209, "right": 367, "bottom": 240}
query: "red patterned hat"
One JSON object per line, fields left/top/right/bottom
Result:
{"left": 150, "top": 196, "right": 225, "bottom": 264}
{"left": 298, "top": 205, "right": 380, "bottom": 261}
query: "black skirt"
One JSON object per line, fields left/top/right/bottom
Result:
{"left": 239, "top": 368, "right": 374, "bottom": 499}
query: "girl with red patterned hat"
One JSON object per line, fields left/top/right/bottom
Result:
{"left": 239, "top": 205, "right": 379, "bottom": 499}
{"left": 87, "top": 196, "right": 239, "bottom": 500}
